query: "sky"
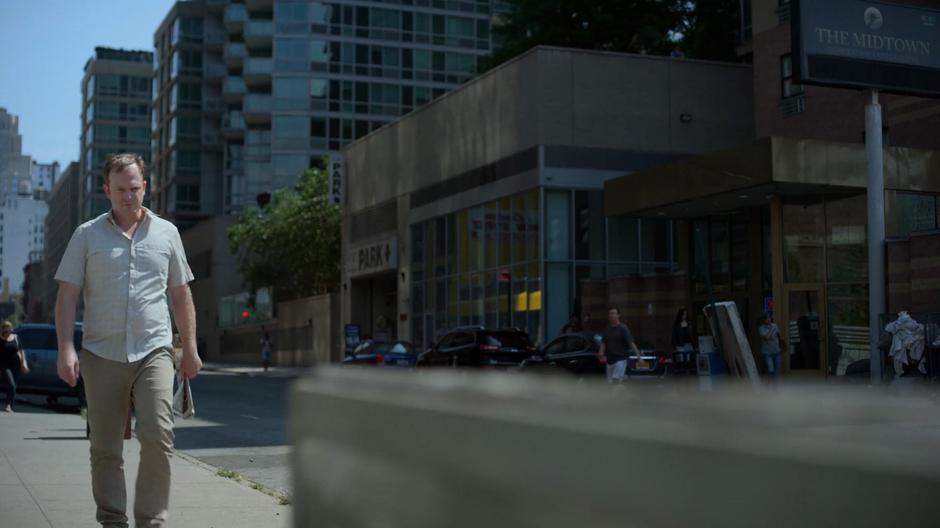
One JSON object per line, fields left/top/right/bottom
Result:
{"left": 0, "top": 0, "right": 176, "bottom": 166}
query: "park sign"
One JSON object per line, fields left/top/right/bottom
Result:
{"left": 792, "top": 0, "right": 940, "bottom": 97}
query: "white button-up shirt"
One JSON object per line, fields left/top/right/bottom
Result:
{"left": 54, "top": 209, "right": 194, "bottom": 363}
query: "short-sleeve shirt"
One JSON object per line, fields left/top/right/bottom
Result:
{"left": 602, "top": 323, "right": 635, "bottom": 363}
{"left": 55, "top": 209, "right": 194, "bottom": 363}
{"left": 759, "top": 323, "right": 781, "bottom": 356}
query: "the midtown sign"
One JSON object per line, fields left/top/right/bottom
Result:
{"left": 812, "top": 27, "right": 930, "bottom": 57}
{"left": 792, "top": 0, "right": 940, "bottom": 97}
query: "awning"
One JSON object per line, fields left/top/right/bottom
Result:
{"left": 604, "top": 136, "right": 940, "bottom": 218}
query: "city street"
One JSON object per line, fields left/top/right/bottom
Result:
{"left": 174, "top": 369, "right": 295, "bottom": 494}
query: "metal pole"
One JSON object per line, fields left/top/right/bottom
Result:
{"left": 866, "top": 89, "right": 885, "bottom": 385}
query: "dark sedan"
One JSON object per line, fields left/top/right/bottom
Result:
{"left": 521, "top": 332, "right": 671, "bottom": 379}
{"left": 418, "top": 327, "right": 537, "bottom": 368}
{"left": 343, "top": 340, "right": 419, "bottom": 368}
{"left": 15, "top": 323, "right": 85, "bottom": 407}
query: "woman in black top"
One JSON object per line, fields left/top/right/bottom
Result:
{"left": 1, "top": 320, "right": 22, "bottom": 412}
{"left": 672, "top": 309, "right": 697, "bottom": 373}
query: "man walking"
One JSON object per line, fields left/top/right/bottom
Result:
{"left": 598, "top": 307, "right": 641, "bottom": 383}
{"left": 55, "top": 153, "right": 202, "bottom": 527}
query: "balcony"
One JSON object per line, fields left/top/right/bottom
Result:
{"left": 205, "top": 30, "right": 226, "bottom": 47}
{"left": 245, "top": 20, "right": 273, "bottom": 47}
{"left": 243, "top": 94, "right": 272, "bottom": 123}
{"left": 223, "top": 77, "right": 246, "bottom": 102}
{"left": 204, "top": 63, "right": 227, "bottom": 79}
{"left": 223, "top": 111, "right": 246, "bottom": 139}
{"left": 244, "top": 57, "right": 273, "bottom": 85}
{"left": 246, "top": 0, "right": 274, "bottom": 12}
{"left": 203, "top": 97, "right": 224, "bottom": 113}
{"left": 224, "top": 4, "right": 247, "bottom": 32}
{"left": 223, "top": 42, "right": 246, "bottom": 67}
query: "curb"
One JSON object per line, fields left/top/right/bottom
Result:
{"left": 171, "top": 447, "right": 292, "bottom": 505}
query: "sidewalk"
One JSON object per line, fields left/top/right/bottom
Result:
{"left": 0, "top": 406, "right": 290, "bottom": 528}
{"left": 201, "top": 362, "right": 308, "bottom": 379}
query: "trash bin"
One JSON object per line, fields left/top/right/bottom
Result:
{"left": 696, "top": 336, "right": 728, "bottom": 376}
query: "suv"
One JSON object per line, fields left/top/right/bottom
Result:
{"left": 418, "top": 327, "right": 537, "bottom": 368}
{"left": 15, "top": 323, "right": 85, "bottom": 407}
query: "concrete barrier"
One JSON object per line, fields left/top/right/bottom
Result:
{"left": 291, "top": 368, "right": 940, "bottom": 527}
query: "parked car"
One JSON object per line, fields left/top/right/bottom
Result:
{"left": 521, "top": 332, "right": 671, "bottom": 379}
{"left": 343, "top": 339, "right": 419, "bottom": 368}
{"left": 418, "top": 327, "right": 537, "bottom": 368}
{"left": 14, "top": 323, "right": 85, "bottom": 407}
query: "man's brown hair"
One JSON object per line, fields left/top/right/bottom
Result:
{"left": 102, "top": 153, "right": 146, "bottom": 186}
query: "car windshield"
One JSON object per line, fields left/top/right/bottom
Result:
{"left": 372, "top": 342, "right": 414, "bottom": 355}
{"left": 484, "top": 332, "right": 531, "bottom": 349}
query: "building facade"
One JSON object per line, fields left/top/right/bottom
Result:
{"left": 341, "top": 47, "right": 755, "bottom": 348}
{"left": 0, "top": 188, "right": 49, "bottom": 298}
{"left": 42, "top": 161, "right": 81, "bottom": 323}
{"left": 601, "top": 0, "right": 940, "bottom": 379}
{"left": 30, "top": 161, "right": 60, "bottom": 199}
{"left": 152, "top": 1, "right": 227, "bottom": 232}
{"left": 221, "top": 0, "right": 496, "bottom": 214}
{"left": 0, "top": 107, "right": 31, "bottom": 201}
{"left": 79, "top": 47, "right": 154, "bottom": 222}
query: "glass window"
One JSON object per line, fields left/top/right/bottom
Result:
{"left": 445, "top": 53, "right": 475, "bottom": 74}
{"left": 498, "top": 197, "right": 511, "bottom": 267}
{"left": 608, "top": 216, "right": 638, "bottom": 263}
{"left": 781, "top": 54, "right": 804, "bottom": 98}
{"left": 446, "top": 16, "right": 475, "bottom": 37}
{"left": 473, "top": 202, "right": 492, "bottom": 271}
{"left": 783, "top": 198, "right": 826, "bottom": 283}
{"left": 896, "top": 192, "right": 937, "bottom": 237}
{"left": 372, "top": 8, "right": 400, "bottom": 29}
{"left": 575, "top": 190, "right": 605, "bottom": 261}
{"left": 468, "top": 206, "right": 483, "bottom": 272}
{"left": 415, "top": 12, "right": 429, "bottom": 33}
{"left": 731, "top": 214, "right": 749, "bottom": 291}
{"left": 547, "top": 263, "right": 571, "bottom": 341}
{"left": 274, "top": 116, "right": 307, "bottom": 139}
{"left": 274, "top": 77, "right": 310, "bottom": 98}
{"left": 412, "top": 223, "right": 425, "bottom": 282}
{"left": 827, "top": 193, "right": 868, "bottom": 283}
{"left": 414, "top": 49, "right": 430, "bottom": 70}
{"left": 709, "top": 218, "right": 730, "bottom": 291}
{"left": 545, "top": 190, "right": 571, "bottom": 260}
{"left": 527, "top": 190, "right": 540, "bottom": 263}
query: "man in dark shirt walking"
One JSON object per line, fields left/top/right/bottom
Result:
{"left": 598, "top": 307, "right": 641, "bottom": 383}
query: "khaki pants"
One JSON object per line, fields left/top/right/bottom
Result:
{"left": 82, "top": 348, "right": 175, "bottom": 527}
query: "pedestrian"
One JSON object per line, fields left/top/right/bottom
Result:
{"left": 758, "top": 312, "right": 782, "bottom": 378}
{"left": 559, "top": 313, "right": 582, "bottom": 335}
{"left": 672, "top": 308, "right": 697, "bottom": 373}
{"left": 598, "top": 307, "right": 642, "bottom": 384}
{"left": 1, "top": 320, "right": 27, "bottom": 413}
{"left": 260, "top": 331, "right": 273, "bottom": 372}
{"left": 54, "top": 152, "right": 202, "bottom": 527}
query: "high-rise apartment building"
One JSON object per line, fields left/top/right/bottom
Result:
{"left": 42, "top": 161, "right": 81, "bottom": 322}
{"left": 152, "top": 1, "right": 227, "bottom": 231}
{"left": 151, "top": 0, "right": 497, "bottom": 225}
{"left": 31, "top": 160, "right": 60, "bottom": 199}
{"left": 0, "top": 107, "right": 31, "bottom": 200}
{"left": 79, "top": 47, "right": 154, "bottom": 221}
{"left": 224, "top": 0, "right": 494, "bottom": 212}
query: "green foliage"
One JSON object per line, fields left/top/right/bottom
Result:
{"left": 228, "top": 165, "right": 341, "bottom": 300}
{"left": 482, "top": 0, "right": 743, "bottom": 71}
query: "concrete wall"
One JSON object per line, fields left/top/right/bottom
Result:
{"left": 292, "top": 367, "right": 940, "bottom": 528}
{"left": 277, "top": 292, "right": 341, "bottom": 366}
{"left": 343, "top": 46, "right": 754, "bottom": 215}
{"left": 180, "top": 215, "right": 243, "bottom": 361}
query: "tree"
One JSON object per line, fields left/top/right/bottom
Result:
{"left": 228, "top": 164, "right": 341, "bottom": 301}
{"left": 677, "top": 0, "right": 743, "bottom": 62}
{"left": 481, "top": 0, "right": 743, "bottom": 70}
{"left": 482, "top": 0, "right": 686, "bottom": 70}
